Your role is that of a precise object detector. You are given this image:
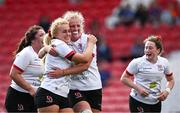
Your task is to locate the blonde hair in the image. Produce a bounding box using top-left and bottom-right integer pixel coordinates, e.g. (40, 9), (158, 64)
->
(63, 11), (84, 33)
(50, 17), (69, 38)
(43, 33), (51, 46)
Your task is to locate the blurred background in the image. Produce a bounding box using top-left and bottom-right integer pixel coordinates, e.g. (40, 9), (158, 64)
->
(0, 0), (180, 112)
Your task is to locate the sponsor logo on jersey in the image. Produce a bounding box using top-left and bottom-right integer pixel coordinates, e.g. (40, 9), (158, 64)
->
(157, 65), (163, 71)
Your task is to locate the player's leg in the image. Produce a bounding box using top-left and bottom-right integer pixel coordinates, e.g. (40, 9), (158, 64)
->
(85, 89), (102, 113)
(69, 90), (92, 113)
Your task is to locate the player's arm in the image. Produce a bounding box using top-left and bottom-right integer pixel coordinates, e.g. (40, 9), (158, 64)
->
(71, 35), (96, 64)
(48, 57), (93, 78)
(38, 45), (58, 58)
(120, 70), (149, 97)
(10, 66), (36, 96)
(158, 74), (175, 101)
(121, 70), (139, 90)
(48, 35), (96, 64)
(165, 73), (175, 92)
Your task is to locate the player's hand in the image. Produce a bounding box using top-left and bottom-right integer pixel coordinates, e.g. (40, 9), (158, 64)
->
(137, 86), (149, 97)
(87, 34), (97, 44)
(48, 68), (64, 78)
(48, 46), (58, 57)
(157, 91), (169, 101)
(28, 87), (36, 97)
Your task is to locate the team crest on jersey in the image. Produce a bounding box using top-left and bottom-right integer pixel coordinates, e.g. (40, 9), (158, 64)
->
(78, 43), (83, 52)
(157, 65), (163, 71)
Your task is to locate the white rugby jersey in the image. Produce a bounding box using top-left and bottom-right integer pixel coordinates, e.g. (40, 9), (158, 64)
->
(40, 39), (75, 97)
(126, 55), (173, 104)
(10, 46), (44, 93)
(69, 33), (102, 90)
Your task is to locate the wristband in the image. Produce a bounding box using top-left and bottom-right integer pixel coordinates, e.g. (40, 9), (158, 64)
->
(165, 87), (171, 93)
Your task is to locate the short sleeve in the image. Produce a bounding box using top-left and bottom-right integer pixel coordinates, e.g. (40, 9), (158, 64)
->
(126, 59), (139, 75)
(55, 41), (75, 60)
(13, 51), (31, 72)
(164, 59), (173, 75)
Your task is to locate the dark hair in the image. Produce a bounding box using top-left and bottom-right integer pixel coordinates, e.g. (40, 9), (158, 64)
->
(144, 35), (163, 55)
(14, 25), (43, 55)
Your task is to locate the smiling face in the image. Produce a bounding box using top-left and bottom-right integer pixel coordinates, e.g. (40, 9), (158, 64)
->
(35, 29), (46, 47)
(50, 17), (71, 44)
(56, 24), (71, 43)
(144, 41), (160, 63)
(68, 17), (83, 41)
(32, 28), (46, 51)
(30, 28), (46, 53)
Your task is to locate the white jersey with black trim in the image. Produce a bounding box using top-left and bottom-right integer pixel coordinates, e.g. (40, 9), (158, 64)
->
(10, 46), (44, 93)
(40, 39), (75, 97)
(126, 55), (173, 104)
(69, 33), (102, 90)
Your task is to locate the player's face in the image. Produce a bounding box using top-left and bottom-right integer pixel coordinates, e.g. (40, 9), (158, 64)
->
(56, 24), (71, 43)
(34, 29), (46, 48)
(69, 17), (83, 41)
(144, 41), (160, 62)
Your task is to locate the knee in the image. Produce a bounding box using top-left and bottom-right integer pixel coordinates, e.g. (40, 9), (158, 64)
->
(79, 109), (93, 113)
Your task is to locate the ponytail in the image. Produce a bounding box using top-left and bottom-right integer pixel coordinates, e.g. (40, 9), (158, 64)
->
(13, 37), (27, 56)
(43, 33), (52, 46)
(13, 25), (43, 56)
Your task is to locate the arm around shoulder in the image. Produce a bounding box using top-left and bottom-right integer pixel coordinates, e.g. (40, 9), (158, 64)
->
(71, 35), (97, 63)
